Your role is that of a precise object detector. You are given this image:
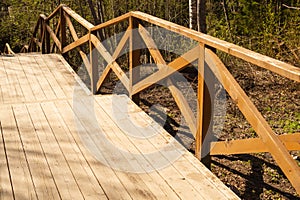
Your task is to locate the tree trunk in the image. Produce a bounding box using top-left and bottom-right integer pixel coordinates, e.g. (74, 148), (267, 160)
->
(197, 0), (207, 33)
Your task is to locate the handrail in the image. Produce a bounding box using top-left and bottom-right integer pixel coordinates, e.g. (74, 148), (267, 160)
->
(23, 4), (300, 194)
(130, 11), (300, 82)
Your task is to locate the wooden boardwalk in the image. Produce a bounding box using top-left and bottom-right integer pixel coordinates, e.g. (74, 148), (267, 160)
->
(0, 54), (239, 199)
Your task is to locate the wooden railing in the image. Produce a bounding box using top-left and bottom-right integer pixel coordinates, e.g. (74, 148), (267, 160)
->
(24, 4), (300, 194)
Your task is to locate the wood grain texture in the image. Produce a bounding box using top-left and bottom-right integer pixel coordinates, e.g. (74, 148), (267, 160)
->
(0, 54), (239, 199)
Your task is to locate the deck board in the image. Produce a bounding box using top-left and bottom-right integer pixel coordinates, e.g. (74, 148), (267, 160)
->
(0, 53), (240, 199)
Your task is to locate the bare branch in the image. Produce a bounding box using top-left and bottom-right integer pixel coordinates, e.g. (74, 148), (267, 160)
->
(282, 4), (300, 10)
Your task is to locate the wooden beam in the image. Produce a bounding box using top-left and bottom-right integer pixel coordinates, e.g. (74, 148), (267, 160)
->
(60, 7), (66, 52)
(138, 24), (197, 136)
(46, 24), (62, 52)
(132, 46), (199, 95)
(89, 32), (99, 94)
(129, 17), (141, 104)
(205, 48), (300, 194)
(131, 11), (300, 82)
(46, 4), (64, 21)
(65, 13), (78, 41)
(91, 13), (131, 32)
(62, 5), (94, 30)
(91, 34), (130, 92)
(64, 12), (91, 78)
(62, 34), (89, 54)
(51, 19), (61, 53)
(97, 27), (130, 91)
(210, 133), (300, 155)
(30, 17), (42, 51)
(196, 43), (205, 160)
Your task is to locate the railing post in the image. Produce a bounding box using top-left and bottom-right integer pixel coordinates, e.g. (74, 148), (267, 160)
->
(129, 16), (141, 104)
(41, 18), (46, 54)
(89, 31), (99, 94)
(45, 20), (50, 53)
(60, 6), (66, 53)
(196, 43), (215, 169)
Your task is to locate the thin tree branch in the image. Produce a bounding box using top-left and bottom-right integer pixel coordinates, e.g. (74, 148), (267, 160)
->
(282, 4), (300, 10)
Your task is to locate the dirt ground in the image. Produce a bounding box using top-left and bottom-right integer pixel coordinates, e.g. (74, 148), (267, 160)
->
(97, 55), (300, 199)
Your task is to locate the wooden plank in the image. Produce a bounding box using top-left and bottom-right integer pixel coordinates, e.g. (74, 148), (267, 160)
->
(108, 94), (239, 199)
(182, 153), (240, 199)
(43, 54), (75, 98)
(46, 24), (62, 52)
(89, 97), (179, 199)
(29, 55), (57, 100)
(132, 46), (199, 95)
(205, 48), (300, 194)
(64, 14), (92, 77)
(58, 99), (132, 199)
(98, 96), (234, 199)
(12, 104), (60, 199)
(0, 85), (3, 104)
(55, 54), (92, 96)
(62, 5), (94, 30)
(0, 105), (37, 199)
(0, 58), (13, 104)
(71, 95), (159, 199)
(33, 55), (67, 99)
(51, 18), (61, 53)
(40, 102), (107, 199)
(62, 34), (89, 54)
(0, 121), (14, 200)
(91, 12), (130, 32)
(65, 13), (78, 41)
(196, 43), (205, 159)
(211, 133), (300, 155)
(18, 55), (47, 102)
(2, 57), (24, 103)
(91, 34), (130, 91)
(97, 28), (130, 91)
(138, 24), (197, 136)
(46, 4), (64, 21)
(13, 56), (37, 102)
(97, 95), (238, 199)
(27, 103), (84, 199)
(131, 11), (300, 82)
(97, 96), (203, 198)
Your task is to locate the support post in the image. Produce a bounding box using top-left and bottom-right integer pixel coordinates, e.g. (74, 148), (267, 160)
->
(41, 18), (46, 54)
(129, 17), (141, 105)
(196, 43), (215, 169)
(196, 43), (205, 159)
(60, 7), (66, 53)
(90, 31), (99, 94)
(45, 20), (50, 53)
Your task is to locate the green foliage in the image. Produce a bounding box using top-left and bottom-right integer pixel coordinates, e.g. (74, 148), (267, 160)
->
(207, 0), (300, 66)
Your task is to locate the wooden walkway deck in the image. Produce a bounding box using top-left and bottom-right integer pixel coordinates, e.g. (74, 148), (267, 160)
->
(0, 54), (239, 199)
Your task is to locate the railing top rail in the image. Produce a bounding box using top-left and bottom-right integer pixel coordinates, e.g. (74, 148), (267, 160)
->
(30, 4), (300, 82)
(45, 4), (65, 21)
(62, 5), (94, 30)
(130, 11), (300, 82)
(91, 12), (131, 31)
